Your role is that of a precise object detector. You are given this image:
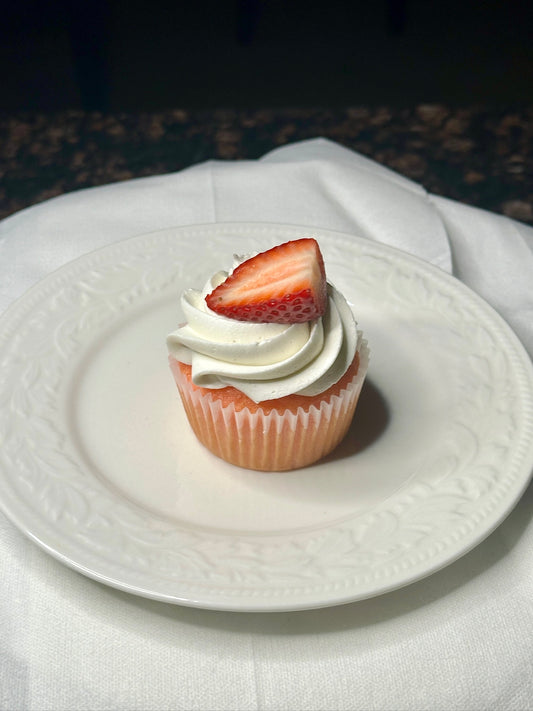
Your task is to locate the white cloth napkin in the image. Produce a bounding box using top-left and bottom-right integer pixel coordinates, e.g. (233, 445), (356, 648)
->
(1, 138), (532, 711)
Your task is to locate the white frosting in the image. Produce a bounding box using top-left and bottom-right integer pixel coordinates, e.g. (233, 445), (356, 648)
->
(166, 268), (358, 403)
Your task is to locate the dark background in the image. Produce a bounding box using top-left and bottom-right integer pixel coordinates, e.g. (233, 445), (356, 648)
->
(1, 0), (532, 112)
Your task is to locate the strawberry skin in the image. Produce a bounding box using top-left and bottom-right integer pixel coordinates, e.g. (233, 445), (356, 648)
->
(205, 239), (328, 324)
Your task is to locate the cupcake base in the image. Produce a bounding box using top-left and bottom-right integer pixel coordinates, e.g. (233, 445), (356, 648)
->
(169, 340), (369, 471)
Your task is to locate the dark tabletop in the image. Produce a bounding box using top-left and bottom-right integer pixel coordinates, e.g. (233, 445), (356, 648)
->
(1, 106), (532, 226)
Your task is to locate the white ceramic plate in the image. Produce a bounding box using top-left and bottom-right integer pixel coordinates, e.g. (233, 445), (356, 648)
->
(1, 223), (533, 611)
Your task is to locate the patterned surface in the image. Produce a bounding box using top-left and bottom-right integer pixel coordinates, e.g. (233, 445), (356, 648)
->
(1, 106), (532, 225)
(1, 223), (532, 610)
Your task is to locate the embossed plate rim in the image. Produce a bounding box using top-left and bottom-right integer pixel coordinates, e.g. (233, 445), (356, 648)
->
(1, 222), (533, 612)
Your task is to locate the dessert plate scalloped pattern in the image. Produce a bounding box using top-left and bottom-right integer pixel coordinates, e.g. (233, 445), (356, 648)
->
(1, 223), (532, 611)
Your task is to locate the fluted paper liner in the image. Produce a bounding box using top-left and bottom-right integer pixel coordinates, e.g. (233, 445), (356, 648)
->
(171, 340), (369, 471)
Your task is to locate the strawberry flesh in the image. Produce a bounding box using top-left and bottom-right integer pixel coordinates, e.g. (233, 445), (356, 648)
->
(205, 238), (328, 324)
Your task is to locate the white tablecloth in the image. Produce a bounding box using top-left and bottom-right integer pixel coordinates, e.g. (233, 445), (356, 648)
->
(1, 138), (532, 711)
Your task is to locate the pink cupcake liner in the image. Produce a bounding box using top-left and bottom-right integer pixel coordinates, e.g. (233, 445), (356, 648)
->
(170, 340), (369, 471)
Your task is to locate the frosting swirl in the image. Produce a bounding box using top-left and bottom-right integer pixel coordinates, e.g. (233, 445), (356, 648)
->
(167, 265), (358, 403)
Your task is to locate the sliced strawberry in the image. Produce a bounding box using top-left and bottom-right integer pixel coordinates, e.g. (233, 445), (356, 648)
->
(205, 238), (327, 324)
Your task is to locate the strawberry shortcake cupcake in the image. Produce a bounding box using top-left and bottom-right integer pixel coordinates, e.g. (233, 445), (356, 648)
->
(167, 238), (369, 471)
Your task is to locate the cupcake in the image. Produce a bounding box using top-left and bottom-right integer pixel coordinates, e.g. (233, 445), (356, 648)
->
(166, 238), (369, 471)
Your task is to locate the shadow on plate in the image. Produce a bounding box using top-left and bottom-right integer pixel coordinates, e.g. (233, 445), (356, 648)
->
(326, 378), (390, 462)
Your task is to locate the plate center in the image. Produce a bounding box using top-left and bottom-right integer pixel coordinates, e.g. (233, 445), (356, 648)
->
(68, 298), (446, 534)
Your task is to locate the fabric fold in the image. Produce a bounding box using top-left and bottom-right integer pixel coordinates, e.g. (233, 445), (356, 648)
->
(431, 194), (533, 357)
